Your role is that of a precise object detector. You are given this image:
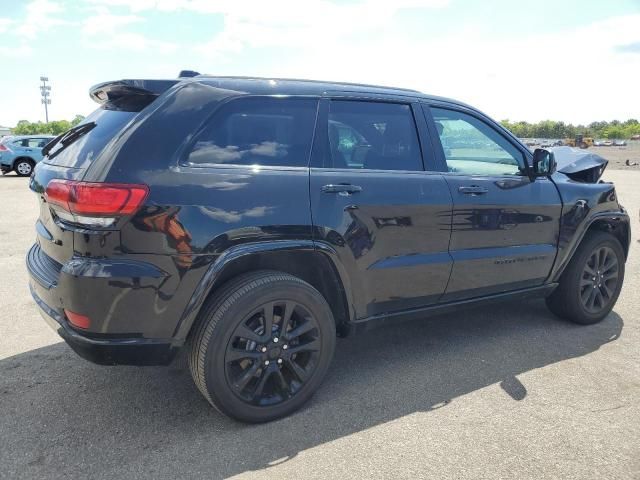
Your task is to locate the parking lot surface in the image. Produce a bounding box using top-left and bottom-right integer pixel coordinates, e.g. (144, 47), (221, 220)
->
(1, 170), (638, 479)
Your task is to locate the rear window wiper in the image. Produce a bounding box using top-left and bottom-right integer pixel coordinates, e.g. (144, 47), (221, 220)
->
(43, 122), (97, 159)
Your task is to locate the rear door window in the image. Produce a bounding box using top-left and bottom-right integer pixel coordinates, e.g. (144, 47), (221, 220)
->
(324, 100), (423, 171)
(26, 138), (48, 148)
(184, 96), (318, 168)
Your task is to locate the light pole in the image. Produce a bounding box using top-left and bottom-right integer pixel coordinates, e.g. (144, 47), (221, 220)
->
(40, 76), (51, 123)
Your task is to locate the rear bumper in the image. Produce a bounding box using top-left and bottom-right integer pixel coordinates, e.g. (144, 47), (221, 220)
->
(27, 243), (180, 366)
(30, 285), (177, 365)
(0, 163), (12, 173)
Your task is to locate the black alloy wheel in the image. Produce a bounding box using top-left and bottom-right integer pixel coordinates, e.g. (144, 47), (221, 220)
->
(189, 270), (336, 422)
(225, 300), (321, 406)
(546, 231), (625, 325)
(579, 246), (619, 314)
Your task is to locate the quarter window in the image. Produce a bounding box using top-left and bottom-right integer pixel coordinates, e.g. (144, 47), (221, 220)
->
(326, 101), (423, 171)
(431, 107), (525, 176)
(185, 97), (318, 168)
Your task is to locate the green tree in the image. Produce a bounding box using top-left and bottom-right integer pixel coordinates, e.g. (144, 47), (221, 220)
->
(12, 116), (85, 135)
(71, 115), (85, 126)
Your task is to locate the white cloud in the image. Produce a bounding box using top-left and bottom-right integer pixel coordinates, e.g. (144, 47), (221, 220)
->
(0, 18), (13, 33)
(80, 6), (177, 53)
(87, 31), (178, 53)
(192, 10), (640, 123)
(191, 0), (450, 57)
(0, 44), (33, 58)
(15, 0), (69, 39)
(81, 6), (142, 35)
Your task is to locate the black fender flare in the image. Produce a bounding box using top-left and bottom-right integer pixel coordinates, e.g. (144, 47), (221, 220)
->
(550, 209), (630, 282)
(171, 239), (355, 343)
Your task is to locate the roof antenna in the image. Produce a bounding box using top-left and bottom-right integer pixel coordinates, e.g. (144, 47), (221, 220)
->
(178, 70), (200, 78)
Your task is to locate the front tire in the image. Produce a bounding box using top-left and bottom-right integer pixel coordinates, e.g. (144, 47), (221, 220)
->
(15, 159), (34, 177)
(546, 231), (625, 324)
(188, 271), (336, 422)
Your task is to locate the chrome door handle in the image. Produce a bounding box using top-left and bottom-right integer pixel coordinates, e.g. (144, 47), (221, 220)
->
(321, 184), (362, 195)
(458, 185), (488, 195)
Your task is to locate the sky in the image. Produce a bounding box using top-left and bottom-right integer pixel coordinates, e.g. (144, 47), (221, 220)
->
(0, 0), (639, 127)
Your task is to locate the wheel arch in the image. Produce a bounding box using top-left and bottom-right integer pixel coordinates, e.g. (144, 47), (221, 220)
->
(552, 211), (630, 282)
(587, 216), (630, 259)
(174, 241), (354, 343)
(12, 156), (36, 168)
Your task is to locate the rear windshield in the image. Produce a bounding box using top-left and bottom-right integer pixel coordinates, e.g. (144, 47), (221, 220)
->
(44, 108), (136, 169)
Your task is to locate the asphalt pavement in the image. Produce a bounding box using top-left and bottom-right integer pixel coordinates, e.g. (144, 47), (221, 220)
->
(0, 170), (638, 479)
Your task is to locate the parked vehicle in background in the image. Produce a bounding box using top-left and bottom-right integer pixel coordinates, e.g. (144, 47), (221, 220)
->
(27, 73), (630, 422)
(602, 140), (614, 147)
(613, 140), (627, 147)
(563, 135), (594, 149)
(0, 135), (55, 176)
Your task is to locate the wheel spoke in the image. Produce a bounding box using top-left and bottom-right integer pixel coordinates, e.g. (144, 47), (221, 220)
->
(235, 323), (264, 343)
(585, 287), (596, 310)
(280, 301), (295, 336)
(596, 249), (603, 270)
(593, 289), (604, 308)
(226, 348), (261, 363)
(583, 262), (596, 276)
(580, 275), (593, 287)
(252, 367), (273, 399)
(263, 302), (275, 337)
(601, 252), (618, 274)
(286, 359), (310, 382)
(598, 248), (607, 270)
(288, 337), (320, 355)
(287, 319), (315, 341)
(232, 362), (260, 391)
(273, 368), (289, 392)
(601, 282), (613, 299)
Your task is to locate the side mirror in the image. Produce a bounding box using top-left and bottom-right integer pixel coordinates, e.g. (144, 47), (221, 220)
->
(531, 148), (556, 178)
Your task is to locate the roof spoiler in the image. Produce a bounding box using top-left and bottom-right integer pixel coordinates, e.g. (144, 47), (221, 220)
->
(89, 79), (180, 104)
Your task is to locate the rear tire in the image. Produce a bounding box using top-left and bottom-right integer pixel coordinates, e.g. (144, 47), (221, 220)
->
(188, 270), (336, 422)
(14, 158), (34, 177)
(546, 231), (625, 324)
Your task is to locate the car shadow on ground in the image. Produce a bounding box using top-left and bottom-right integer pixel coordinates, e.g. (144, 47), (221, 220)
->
(0, 300), (623, 479)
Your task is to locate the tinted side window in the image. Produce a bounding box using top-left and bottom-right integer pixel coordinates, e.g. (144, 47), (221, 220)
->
(431, 107), (525, 176)
(326, 101), (422, 171)
(185, 97), (318, 168)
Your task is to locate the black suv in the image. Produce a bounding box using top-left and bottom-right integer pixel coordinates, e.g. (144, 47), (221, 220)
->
(27, 74), (630, 422)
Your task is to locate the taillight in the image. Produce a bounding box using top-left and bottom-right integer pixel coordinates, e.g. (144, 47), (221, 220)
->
(45, 179), (149, 228)
(0, 144), (10, 152)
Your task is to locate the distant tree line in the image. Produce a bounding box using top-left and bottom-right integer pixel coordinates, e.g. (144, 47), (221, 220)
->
(499, 119), (640, 139)
(12, 115), (85, 135)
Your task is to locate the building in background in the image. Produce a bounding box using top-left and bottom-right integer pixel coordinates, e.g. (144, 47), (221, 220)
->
(0, 126), (11, 137)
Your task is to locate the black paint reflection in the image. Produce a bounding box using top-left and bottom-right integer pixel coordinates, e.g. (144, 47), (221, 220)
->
(454, 209), (553, 231)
